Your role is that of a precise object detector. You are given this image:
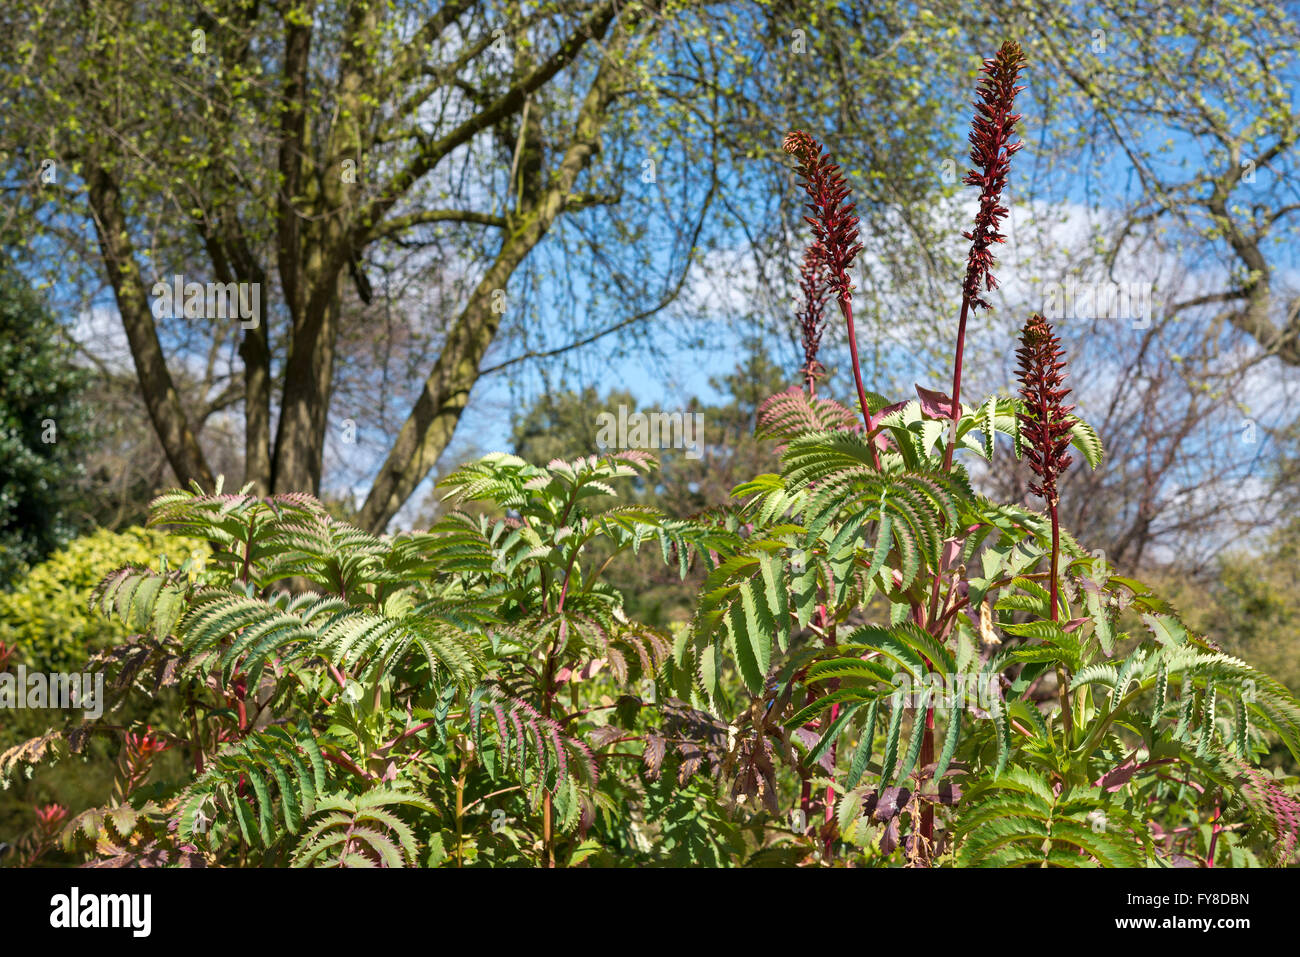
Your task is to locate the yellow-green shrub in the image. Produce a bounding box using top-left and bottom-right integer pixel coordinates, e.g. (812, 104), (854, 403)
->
(0, 526), (204, 673)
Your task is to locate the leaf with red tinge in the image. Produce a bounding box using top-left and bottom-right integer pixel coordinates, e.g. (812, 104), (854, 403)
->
(546, 725), (567, 791)
(941, 536), (965, 570)
(588, 725), (624, 749)
(676, 741), (703, 784)
(554, 656), (605, 687)
(1095, 756), (1176, 792)
(569, 738), (599, 786)
(493, 704), (509, 747)
(873, 786), (912, 821)
(872, 399), (910, 452)
(879, 817), (902, 855)
(1097, 754), (1138, 790)
(793, 725), (834, 772)
(920, 780), (964, 805)
(642, 733), (666, 780)
(613, 449), (656, 469)
(916, 385), (957, 420)
(577, 795), (595, 837)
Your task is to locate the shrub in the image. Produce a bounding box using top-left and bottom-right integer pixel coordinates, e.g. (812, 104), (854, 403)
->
(0, 526), (203, 857)
(0, 525), (205, 674)
(0, 265), (93, 587)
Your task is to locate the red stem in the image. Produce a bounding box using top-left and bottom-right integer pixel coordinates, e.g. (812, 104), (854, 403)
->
(910, 599), (936, 866)
(838, 296), (880, 470)
(941, 296), (972, 473)
(916, 703), (936, 864)
(919, 294), (974, 863)
(824, 702), (839, 859)
(1049, 503), (1060, 622)
(1049, 500), (1072, 740)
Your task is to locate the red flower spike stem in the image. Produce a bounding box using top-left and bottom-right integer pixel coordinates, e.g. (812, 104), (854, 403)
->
(942, 41), (1026, 472)
(1016, 313), (1075, 737)
(783, 131), (879, 468)
(919, 44), (1025, 864)
(796, 242), (830, 394)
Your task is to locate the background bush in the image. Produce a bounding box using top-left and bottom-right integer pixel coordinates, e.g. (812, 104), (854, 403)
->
(0, 263), (92, 588)
(0, 526), (204, 674)
(0, 526), (202, 856)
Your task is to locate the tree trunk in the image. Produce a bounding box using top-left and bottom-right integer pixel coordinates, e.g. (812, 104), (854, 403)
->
(87, 164), (214, 490)
(272, 283), (341, 494)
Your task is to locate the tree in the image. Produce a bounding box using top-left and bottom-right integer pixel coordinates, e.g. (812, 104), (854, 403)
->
(1005, 0), (1300, 365)
(0, 0), (977, 532)
(5, 0), (1297, 541)
(1, 0), (697, 526)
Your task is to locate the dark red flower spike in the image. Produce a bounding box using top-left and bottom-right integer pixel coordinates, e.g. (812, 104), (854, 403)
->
(962, 41), (1027, 312)
(795, 242), (830, 393)
(1016, 313), (1074, 509)
(783, 130), (877, 464)
(943, 41), (1026, 472)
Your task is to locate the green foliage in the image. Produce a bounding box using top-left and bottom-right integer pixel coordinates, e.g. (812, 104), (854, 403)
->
(954, 768), (1147, 867)
(0, 266), (92, 587)
(0, 525), (204, 673)
(504, 353), (790, 631)
(176, 724), (328, 851)
(291, 788), (436, 868)
(1, 459), (762, 867)
(684, 379), (1300, 867)
(4, 22), (1300, 868)
(5, 423), (1299, 867)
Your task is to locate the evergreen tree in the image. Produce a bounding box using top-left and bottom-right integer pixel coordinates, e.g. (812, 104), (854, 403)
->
(0, 266), (90, 587)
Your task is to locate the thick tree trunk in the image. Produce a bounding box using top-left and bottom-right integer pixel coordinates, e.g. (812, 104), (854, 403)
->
(271, 283), (341, 494)
(87, 165), (214, 490)
(268, 0), (368, 495)
(203, 230), (273, 494)
(239, 321), (273, 494)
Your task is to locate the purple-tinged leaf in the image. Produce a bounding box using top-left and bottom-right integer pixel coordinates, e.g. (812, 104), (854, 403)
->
(916, 385), (957, 420)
